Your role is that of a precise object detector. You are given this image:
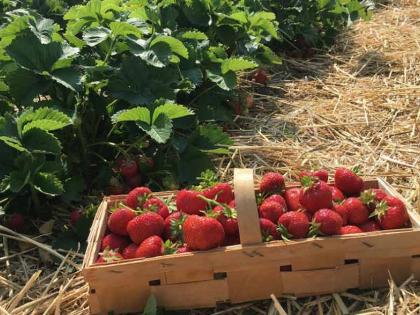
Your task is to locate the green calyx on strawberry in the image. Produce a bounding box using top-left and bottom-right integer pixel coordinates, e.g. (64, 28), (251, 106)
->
(370, 197), (409, 230)
(164, 212), (187, 242)
(163, 239), (182, 255)
(277, 224), (292, 240)
(125, 186), (152, 209)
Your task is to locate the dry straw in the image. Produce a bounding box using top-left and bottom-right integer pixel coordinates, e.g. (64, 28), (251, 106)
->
(1, 1), (419, 314)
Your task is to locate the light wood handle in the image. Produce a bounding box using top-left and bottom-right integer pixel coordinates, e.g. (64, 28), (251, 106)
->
(234, 168), (262, 245)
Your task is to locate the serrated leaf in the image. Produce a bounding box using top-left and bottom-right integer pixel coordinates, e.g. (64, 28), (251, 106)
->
(28, 17), (56, 44)
(62, 176), (85, 202)
(206, 69), (236, 91)
(22, 119), (70, 134)
(180, 31), (208, 40)
(221, 58), (257, 74)
(110, 21), (142, 37)
(152, 103), (194, 122)
(0, 136), (27, 152)
(82, 27), (111, 47)
(33, 172), (64, 196)
(112, 107), (151, 124)
(19, 107), (72, 134)
(9, 169), (30, 192)
(137, 42), (172, 68)
(151, 36), (188, 59)
(138, 113), (172, 144)
(50, 67), (83, 91)
(192, 124), (233, 154)
(22, 128), (62, 155)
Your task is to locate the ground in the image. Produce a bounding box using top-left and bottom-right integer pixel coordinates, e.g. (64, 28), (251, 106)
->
(1, 1), (419, 314)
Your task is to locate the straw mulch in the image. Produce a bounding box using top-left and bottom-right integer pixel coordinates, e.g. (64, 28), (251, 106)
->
(1, 1), (419, 314)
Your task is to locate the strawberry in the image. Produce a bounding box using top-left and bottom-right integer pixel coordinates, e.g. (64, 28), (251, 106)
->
(313, 169), (328, 182)
(259, 172), (285, 195)
(107, 208), (136, 236)
(300, 177), (333, 214)
(301, 210), (313, 221)
(330, 186), (345, 202)
(203, 183), (234, 204)
(277, 211), (309, 239)
(176, 245), (190, 254)
(108, 176), (125, 195)
(137, 155), (154, 172)
(259, 218), (279, 241)
(125, 186), (152, 209)
(125, 174), (142, 189)
(298, 171), (312, 179)
(143, 197), (170, 219)
(252, 69), (268, 85)
(333, 202), (348, 226)
(70, 209), (82, 226)
(284, 188), (303, 211)
(334, 167), (364, 196)
(213, 205), (238, 236)
(360, 188), (387, 211)
(101, 233), (130, 252)
(176, 190), (207, 215)
(127, 212), (164, 244)
(96, 248), (123, 264)
(228, 200), (236, 208)
(259, 200), (286, 224)
(340, 225), (363, 235)
(6, 213), (25, 232)
(122, 243), (138, 259)
(312, 209), (343, 235)
(373, 198), (409, 230)
(342, 198), (369, 225)
(119, 158), (138, 179)
(135, 236), (164, 258)
(265, 194), (287, 209)
(163, 211), (186, 241)
(183, 215), (225, 251)
(359, 220), (381, 232)
(223, 234), (240, 246)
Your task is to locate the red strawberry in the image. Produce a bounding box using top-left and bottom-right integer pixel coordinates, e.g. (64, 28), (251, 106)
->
(313, 169), (328, 182)
(259, 218), (279, 241)
(203, 183), (234, 204)
(228, 200), (236, 208)
(119, 159), (138, 178)
(342, 198), (369, 225)
(359, 220), (381, 232)
(101, 233), (130, 252)
(298, 171), (312, 179)
(96, 248), (123, 264)
(374, 198), (409, 230)
(265, 194), (287, 209)
(360, 188), (388, 211)
(125, 174), (142, 189)
(300, 177), (333, 214)
(183, 215), (225, 251)
(176, 245), (190, 254)
(312, 209), (343, 235)
(252, 69), (268, 85)
(213, 205), (238, 236)
(284, 188), (303, 211)
(127, 212), (164, 244)
(259, 172), (285, 194)
(333, 202), (349, 226)
(122, 243), (138, 259)
(143, 197), (170, 219)
(223, 234), (240, 246)
(135, 236), (164, 258)
(176, 190), (207, 215)
(163, 211), (186, 241)
(108, 176), (125, 195)
(70, 209), (82, 226)
(334, 167), (364, 196)
(6, 213), (25, 232)
(330, 186), (345, 202)
(301, 210), (313, 221)
(107, 208), (136, 236)
(340, 225), (363, 235)
(278, 211), (309, 239)
(125, 186), (152, 209)
(259, 200), (286, 224)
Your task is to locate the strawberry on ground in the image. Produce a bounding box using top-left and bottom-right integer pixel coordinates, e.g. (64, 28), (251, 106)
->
(334, 167), (364, 196)
(342, 197), (369, 225)
(259, 200), (286, 224)
(163, 211), (186, 242)
(96, 248), (123, 264)
(312, 209), (343, 236)
(122, 243), (138, 259)
(101, 233), (130, 252)
(373, 198), (409, 230)
(6, 213), (25, 232)
(259, 218), (279, 241)
(333, 202), (349, 226)
(259, 172), (285, 195)
(127, 212), (164, 244)
(183, 215), (225, 251)
(125, 186), (152, 209)
(107, 208), (136, 236)
(176, 190), (207, 215)
(278, 211), (309, 239)
(119, 158), (138, 179)
(143, 197), (170, 219)
(358, 220), (381, 232)
(70, 209), (82, 226)
(135, 236), (164, 258)
(203, 183), (234, 204)
(299, 177), (333, 214)
(252, 69), (268, 85)
(212, 205), (239, 236)
(330, 186), (345, 202)
(340, 225), (363, 235)
(284, 188), (303, 211)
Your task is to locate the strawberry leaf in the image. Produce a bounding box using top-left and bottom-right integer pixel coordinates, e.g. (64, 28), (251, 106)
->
(33, 172), (64, 196)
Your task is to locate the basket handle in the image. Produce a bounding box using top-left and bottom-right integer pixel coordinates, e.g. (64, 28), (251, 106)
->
(234, 168), (262, 246)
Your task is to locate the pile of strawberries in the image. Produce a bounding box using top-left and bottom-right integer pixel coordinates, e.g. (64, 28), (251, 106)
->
(257, 168), (410, 241)
(96, 167), (410, 264)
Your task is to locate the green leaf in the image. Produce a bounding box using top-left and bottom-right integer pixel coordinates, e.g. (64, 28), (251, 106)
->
(180, 31), (208, 40)
(142, 295), (157, 315)
(137, 42), (172, 68)
(9, 169), (30, 193)
(33, 172), (64, 196)
(82, 27), (111, 47)
(221, 58), (257, 74)
(0, 16), (29, 60)
(110, 21), (142, 37)
(152, 103), (194, 122)
(28, 17), (56, 44)
(22, 128), (62, 155)
(50, 67), (83, 91)
(62, 176), (85, 202)
(0, 136), (27, 152)
(177, 146), (213, 184)
(192, 124), (233, 154)
(151, 36), (188, 59)
(19, 107), (72, 134)
(206, 69), (236, 91)
(138, 113), (172, 144)
(112, 107), (151, 124)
